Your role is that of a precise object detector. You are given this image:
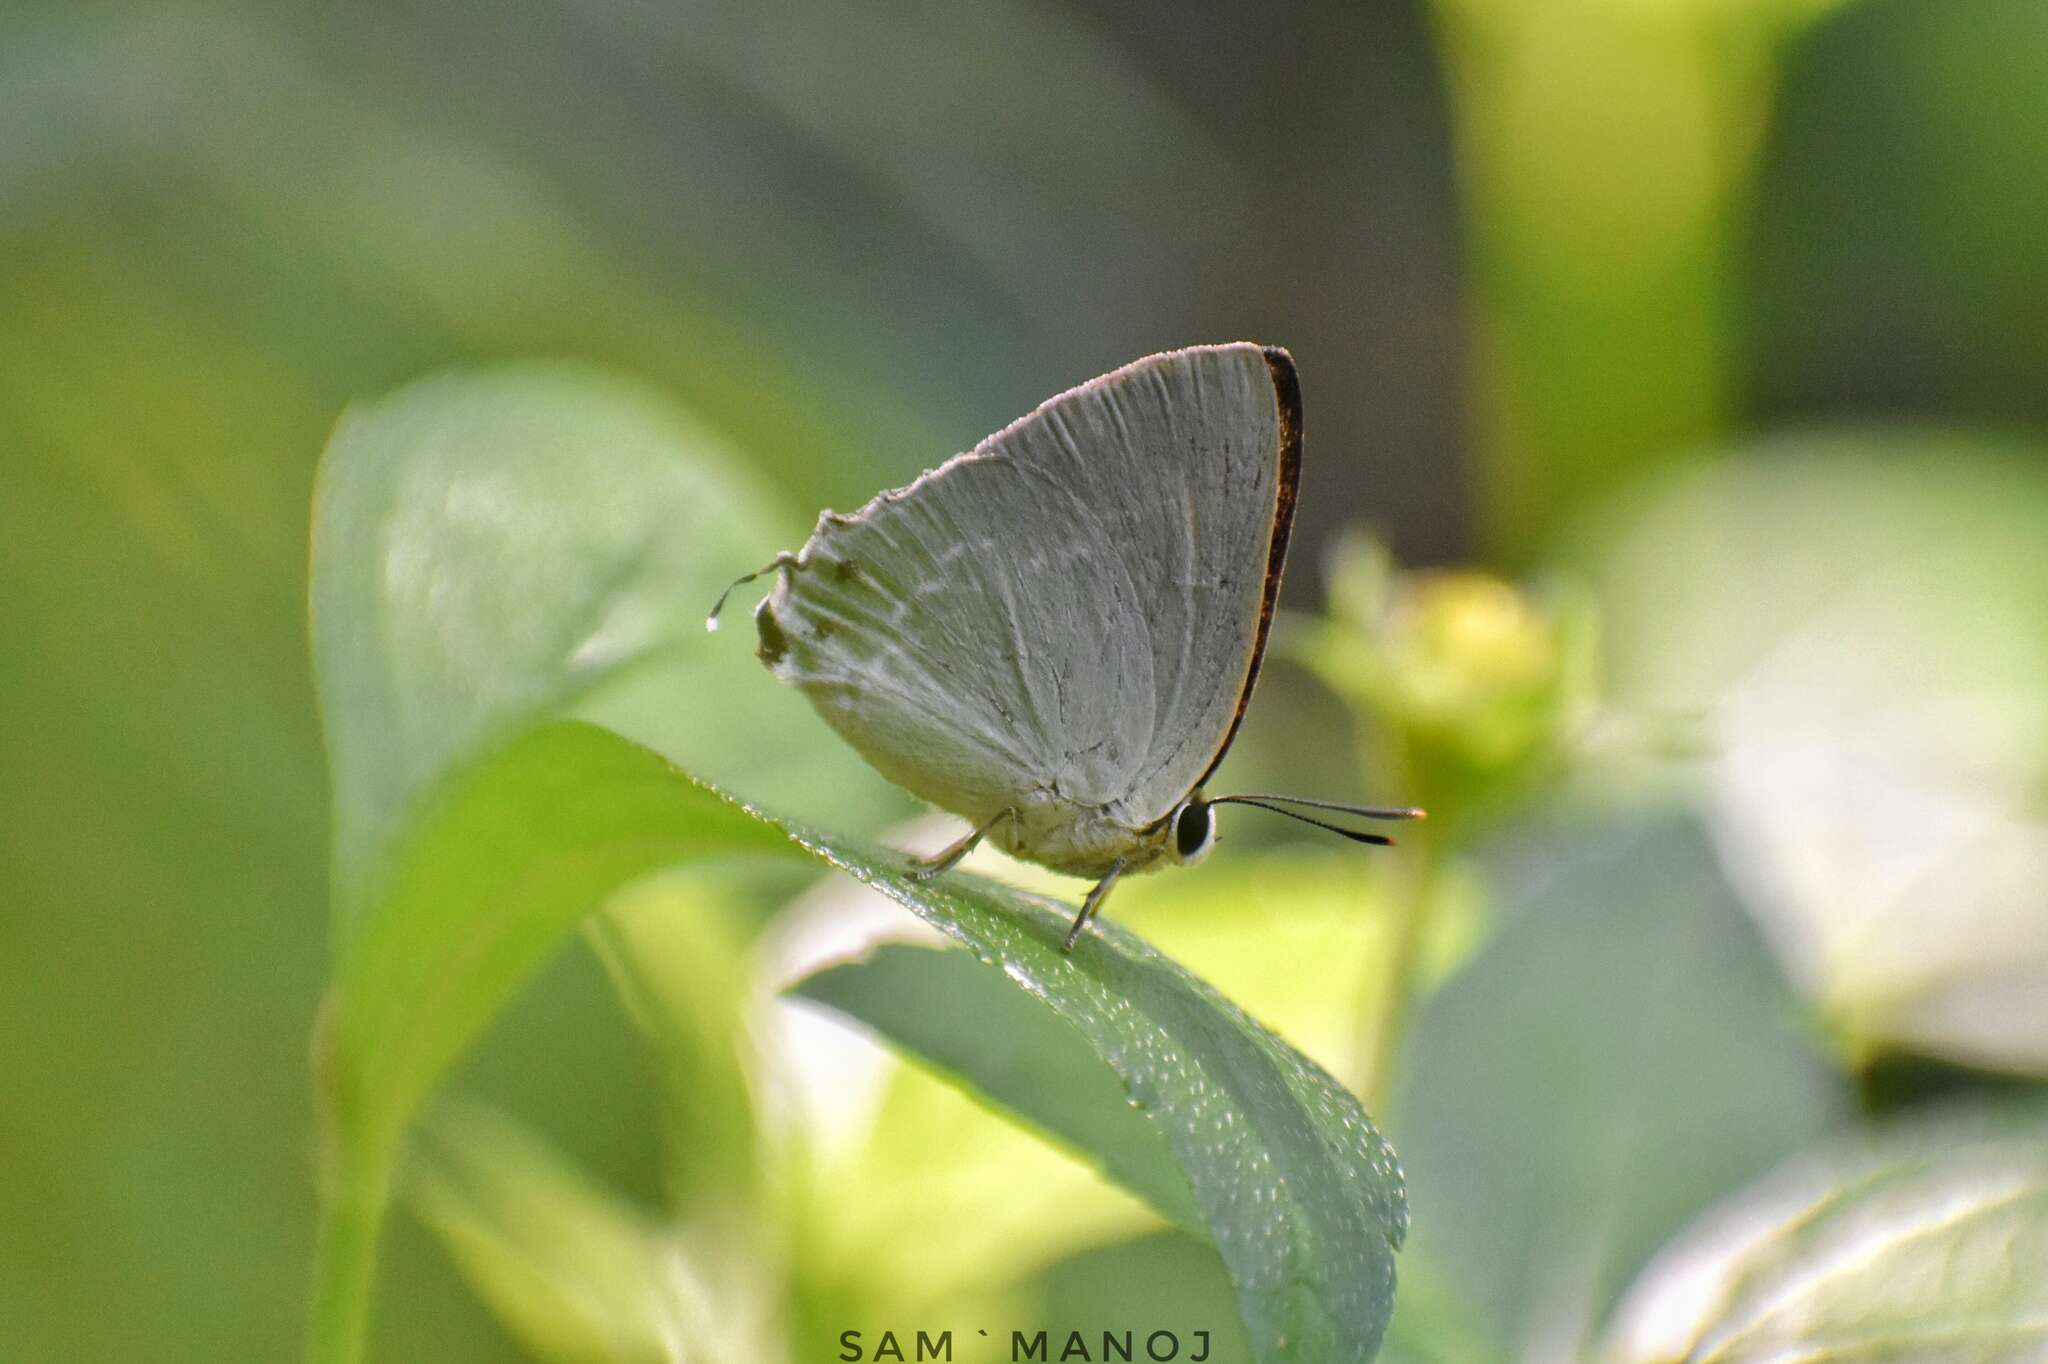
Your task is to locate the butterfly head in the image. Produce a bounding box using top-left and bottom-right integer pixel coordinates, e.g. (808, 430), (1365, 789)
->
(1170, 795), (1218, 866)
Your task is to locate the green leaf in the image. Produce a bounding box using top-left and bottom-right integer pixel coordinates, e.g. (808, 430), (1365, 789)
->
(404, 881), (780, 1363)
(582, 874), (763, 1215)
(1390, 815), (1848, 1361)
(793, 1009), (1160, 1327)
(306, 719), (798, 1364)
(406, 1102), (676, 1364)
(308, 362), (914, 1185)
(1575, 441), (2048, 1074)
(1603, 1107), (2048, 1363)
(1030, 1232), (1255, 1362)
(303, 364), (908, 1363)
(795, 943), (1203, 1231)
(332, 736), (1408, 1364)
(409, 1097), (794, 1364)
(1431, 0), (1853, 562)
(783, 844), (1409, 1364)
(316, 722), (793, 1182)
(305, 358), (899, 1172)
(310, 362), (892, 914)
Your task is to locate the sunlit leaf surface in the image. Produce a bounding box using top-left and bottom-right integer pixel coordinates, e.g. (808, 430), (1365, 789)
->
(336, 730), (1409, 1364)
(1605, 1108), (2048, 1364)
(781, 843), (1408, 1364)
(796, 944), (1203, 1231)
(1580, 444), (2048, 1073)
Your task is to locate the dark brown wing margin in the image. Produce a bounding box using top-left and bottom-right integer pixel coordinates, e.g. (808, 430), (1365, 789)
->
(1192, 344), (1303, 791)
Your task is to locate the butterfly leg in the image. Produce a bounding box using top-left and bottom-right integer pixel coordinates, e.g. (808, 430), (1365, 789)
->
(1062, 858), (1127, 953)
(905, 807), (1016, 882)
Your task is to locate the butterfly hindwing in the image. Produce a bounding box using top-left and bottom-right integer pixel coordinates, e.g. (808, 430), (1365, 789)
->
(758, 343), (1297, 846)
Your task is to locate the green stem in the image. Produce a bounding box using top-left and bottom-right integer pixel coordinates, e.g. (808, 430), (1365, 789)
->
(304, 1142), (391, 1364)
(1357, 824), (1441, 1117)
(1428, 1), (1794, 563)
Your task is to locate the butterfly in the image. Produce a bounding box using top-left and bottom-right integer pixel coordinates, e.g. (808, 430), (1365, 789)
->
(711, 343), (1420, 950)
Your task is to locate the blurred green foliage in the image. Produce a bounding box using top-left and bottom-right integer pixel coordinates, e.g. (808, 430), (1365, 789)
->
(1392, 818), (1847, 1359)
(6, 0), (2048, 1361)
(1601, 1105), (2048, 1362)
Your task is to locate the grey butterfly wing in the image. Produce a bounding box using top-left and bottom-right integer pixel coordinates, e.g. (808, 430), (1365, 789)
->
(757, 450), (1156, 824)
(756, 342), (1300, 834)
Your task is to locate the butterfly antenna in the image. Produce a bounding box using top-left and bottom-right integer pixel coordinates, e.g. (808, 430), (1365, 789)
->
(1211, 793), (1426, 822)
(705, 555), (795, 632)
(1196, 790), (1425, 843)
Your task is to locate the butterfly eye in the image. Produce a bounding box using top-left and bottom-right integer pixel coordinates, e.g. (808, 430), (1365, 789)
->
(1174, 800), (1215, 864)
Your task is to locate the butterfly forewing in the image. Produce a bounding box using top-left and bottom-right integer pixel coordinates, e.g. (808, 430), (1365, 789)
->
(758, 343), (1296, 844)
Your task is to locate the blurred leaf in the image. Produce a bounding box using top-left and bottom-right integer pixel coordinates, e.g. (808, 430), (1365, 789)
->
(316, 722), (793, 1191)
(1371, 1248), (1507, 1364)
(304, 365), (871, 1362)
(776, 847), (1451, 1329)
(307, 722), (798, 1363)
(329, 730), (1409, 1364)
(310, 363), (889, 911)
(1429, 0), (1854, 559)
(1109, 847), (1484, 1089)
(308, 363), (907, 1198)
(583, 0), (1248, 342)
(777, 839), (1408, 1364)
(584, 874), (762, 1216)
(1030, 1231), (1254, 1362)
(1603, 1106), (2048, 1363)
(1754, 0), (2048, 433)
(1577, 442), (2048, 1073)
(306, 361), (854, 1202)
(795, 943), (1202, 1230)
(1392, 816), (1848, 1361)
(793, 1017), (1154, 1328)
(407, 1102), (676, 1364)
(409, 883), (799, 1363)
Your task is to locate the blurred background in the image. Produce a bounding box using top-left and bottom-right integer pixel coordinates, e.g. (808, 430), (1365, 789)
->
(5, 0), (2048, 1360)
